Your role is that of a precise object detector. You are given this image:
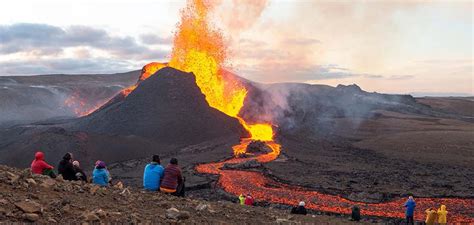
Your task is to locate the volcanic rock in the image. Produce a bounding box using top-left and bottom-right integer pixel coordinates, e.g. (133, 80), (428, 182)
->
(15, 201), (42, 213)
(22, 213), (40, 222)
(166, 207), (190, 220)
(246, 141), (273, 154)
(222, 159), (262, 170)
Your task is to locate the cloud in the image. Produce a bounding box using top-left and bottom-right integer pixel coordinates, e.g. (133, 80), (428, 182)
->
(139, 33), (172, 45)
(0, 23), (170, 60)
(0, 58), (134, 75)
(0, 23), (172, 75)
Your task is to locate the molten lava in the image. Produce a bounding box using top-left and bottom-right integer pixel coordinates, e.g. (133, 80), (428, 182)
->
(196, 146), (474, 223)
(64, 92), (106, 117)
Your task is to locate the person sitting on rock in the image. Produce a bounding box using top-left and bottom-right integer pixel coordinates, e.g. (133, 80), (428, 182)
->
(351, 205), (360, 221)
(31, 151), (56, 178)
(291, 201), (307, 215)
(58, 152), (76, 181)
(404, 196), (416, 225)
(160, 158), (183, 195)
(239, 194), (245, 205)
(72, 160), (87, 182)
(92, 160), (110, 187)
(143, 154), (164, 191)
(244, 193), (254, 206)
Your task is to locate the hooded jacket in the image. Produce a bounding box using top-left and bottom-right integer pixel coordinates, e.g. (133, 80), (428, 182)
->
(143, 162), (164, 191)
(244, 196), (254, 206)
(160, 164), (182, 191)
(92, 167), (110, 186)
(437, 205), (447, 224)
(31, 152), (54, 174)
(425, 208), (437, 225)
(58, 153), (76, 181)
(239, 194), (245, 205)
(404, 198), (416, 216)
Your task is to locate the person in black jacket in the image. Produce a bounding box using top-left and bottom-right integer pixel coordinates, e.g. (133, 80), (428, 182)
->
(58, 153), (76, 181)
(351, 205), (361, 221)
(73, 160), (87, 182)
(291, 201), (307, 215)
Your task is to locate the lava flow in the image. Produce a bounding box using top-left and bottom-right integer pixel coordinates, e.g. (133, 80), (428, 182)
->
(196, 147), (474, 223)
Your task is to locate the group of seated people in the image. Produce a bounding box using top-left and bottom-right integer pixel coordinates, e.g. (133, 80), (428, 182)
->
(31, 151), (111, 186)
(143, 155), (185, 196)
(30, 151), (185, 196)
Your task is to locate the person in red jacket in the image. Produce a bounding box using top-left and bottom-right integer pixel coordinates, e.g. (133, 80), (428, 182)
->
(31, 151), (56, 178)
(244, 194), (254, 206)
(160, 158), (183, 196)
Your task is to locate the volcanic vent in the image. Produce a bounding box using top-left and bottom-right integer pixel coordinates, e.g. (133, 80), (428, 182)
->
(73, 67), (246, 145)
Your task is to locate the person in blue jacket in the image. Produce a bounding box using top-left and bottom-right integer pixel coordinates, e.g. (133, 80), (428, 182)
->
(92, 160), (110, 187)
(143, 155), (165, 191)
(404, 195), (416, 225)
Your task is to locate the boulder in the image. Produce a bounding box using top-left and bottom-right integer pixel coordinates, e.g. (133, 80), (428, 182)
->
(15, 200), (42, 213)
(22, 213), (39, 222)
(26, 178), (37, 186)
(81, 211), (100, 222)
(166, 207), (190, 220)
(195, 203), (209, 211)
(40, 179), (56, 188)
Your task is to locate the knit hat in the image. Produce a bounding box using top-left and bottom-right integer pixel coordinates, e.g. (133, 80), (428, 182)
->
(299, 201), (305, 207)
(96, 160), (106, 169)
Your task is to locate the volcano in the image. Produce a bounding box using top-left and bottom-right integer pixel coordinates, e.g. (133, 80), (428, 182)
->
(72, 67), (245, 144)
(0, 67), (245, 169)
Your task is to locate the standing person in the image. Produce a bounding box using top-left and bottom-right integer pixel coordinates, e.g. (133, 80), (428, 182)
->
(92, 161), (110, 187)
(143, 155), (164, 191)
(72, 160), (87, 182)
(404, 196), (416, 225)
(58, 153), (76, 181)
(31, 151), (56, 178)
(238, 194), (245, 205)
(425, 208), (437, 225)
(160, 158), (183, 195)
(244, 193), (254, 206)
(437, 205), (448, 225)
(351, 205), (361, 221)
(291, 201), (307, 215)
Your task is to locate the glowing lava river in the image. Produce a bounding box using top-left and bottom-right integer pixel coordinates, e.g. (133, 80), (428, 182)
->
(196, 140), (474, 223)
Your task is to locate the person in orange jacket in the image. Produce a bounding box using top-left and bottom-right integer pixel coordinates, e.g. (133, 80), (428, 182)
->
(437, 205), (448, 225)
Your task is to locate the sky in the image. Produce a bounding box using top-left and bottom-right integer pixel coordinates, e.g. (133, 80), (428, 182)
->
(0, 0), (472, 95)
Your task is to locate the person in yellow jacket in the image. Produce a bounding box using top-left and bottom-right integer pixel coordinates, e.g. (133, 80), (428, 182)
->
(238, 194), (245, 205)
(437, 205), (448, 225)
(425, 208), (437, 225)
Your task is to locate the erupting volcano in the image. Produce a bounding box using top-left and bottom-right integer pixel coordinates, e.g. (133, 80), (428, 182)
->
(119, 0), (278, 156)
(1, 0), (472, 223)
(68, 0), (469, 223)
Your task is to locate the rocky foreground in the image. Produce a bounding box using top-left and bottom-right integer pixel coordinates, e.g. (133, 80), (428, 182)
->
(0, 165), (368, 224)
